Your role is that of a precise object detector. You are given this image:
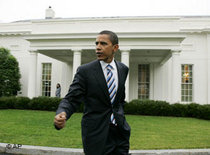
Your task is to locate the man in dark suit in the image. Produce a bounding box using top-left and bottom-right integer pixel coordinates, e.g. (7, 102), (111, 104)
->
(54, 30), (131, 155)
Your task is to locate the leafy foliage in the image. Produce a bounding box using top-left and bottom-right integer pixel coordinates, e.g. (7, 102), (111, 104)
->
(0, 48), (21, 96)
(29, 96), (61, 111)
(124, 99), (210, 120)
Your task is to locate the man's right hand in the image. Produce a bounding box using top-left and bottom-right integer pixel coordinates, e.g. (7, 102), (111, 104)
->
(54, 112), (67, 129)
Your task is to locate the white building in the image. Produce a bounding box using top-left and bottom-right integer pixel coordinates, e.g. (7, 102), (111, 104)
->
(0, 8), (210, 104)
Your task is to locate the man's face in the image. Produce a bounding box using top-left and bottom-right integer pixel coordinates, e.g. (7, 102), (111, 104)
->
(95, 34), (119, 63)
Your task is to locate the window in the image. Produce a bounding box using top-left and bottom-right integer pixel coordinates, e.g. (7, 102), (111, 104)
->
(42, 63), (52, 97)
(181, 64), (193, 102)
(138, 64), (150, 99)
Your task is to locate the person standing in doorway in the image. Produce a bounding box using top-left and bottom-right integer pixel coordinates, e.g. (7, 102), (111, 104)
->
(54, 30), (130, 155)
(55, 83), (61, 98)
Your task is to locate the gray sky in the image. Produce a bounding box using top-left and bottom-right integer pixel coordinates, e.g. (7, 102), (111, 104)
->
(0, 0), (210, 23)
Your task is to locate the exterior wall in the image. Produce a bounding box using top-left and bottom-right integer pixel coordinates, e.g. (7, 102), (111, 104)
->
(180, 33), (209, 104)
(0, 16), (210, 104)
(127, 30), (210, 104)
(129, 55), (172, 103)
(207, 33), (210, 105)
(36, 54), (66, 97)
(153, 62), (168, 101)
(60, 62), (73, 97)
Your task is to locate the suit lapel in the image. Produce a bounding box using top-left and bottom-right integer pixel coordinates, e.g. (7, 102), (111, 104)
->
(93, 60), (124, 105)
(93, 60), (110, 104)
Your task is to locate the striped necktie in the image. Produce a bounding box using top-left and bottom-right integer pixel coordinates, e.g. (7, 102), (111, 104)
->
(106, 64), (117, 125)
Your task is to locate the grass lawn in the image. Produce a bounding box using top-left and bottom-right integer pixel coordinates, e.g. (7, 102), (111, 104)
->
(0, 109), (210, 150)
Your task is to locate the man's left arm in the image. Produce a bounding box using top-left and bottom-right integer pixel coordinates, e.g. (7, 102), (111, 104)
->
(54, 66), (86, 129)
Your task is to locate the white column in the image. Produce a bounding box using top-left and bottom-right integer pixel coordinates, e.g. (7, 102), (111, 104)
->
(121, 50), (130, 101)
(207, 34), (210, 104)
(72, 50), (82, 78)
(27, 50), (38, 98)
(171, 50), (181, 103)
(150, 64), (154, 100)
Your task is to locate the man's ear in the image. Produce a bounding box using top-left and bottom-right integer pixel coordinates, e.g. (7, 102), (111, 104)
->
(113, 44), (119, 53)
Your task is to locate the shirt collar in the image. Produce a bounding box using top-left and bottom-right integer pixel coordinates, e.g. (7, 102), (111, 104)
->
(100, 59), (116, 71)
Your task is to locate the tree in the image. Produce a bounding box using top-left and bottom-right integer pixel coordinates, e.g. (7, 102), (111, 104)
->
(0, 47), (21, 97)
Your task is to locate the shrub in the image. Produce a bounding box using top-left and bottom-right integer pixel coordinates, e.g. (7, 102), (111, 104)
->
(186, 103), (201, 118)
(153, 100), (172, 116)
(13, 97), (30, 109)
(124, 99), (140, 115)
(0, 96), (16, 109)
(170, 103), (188, 117)
(0, 97), (9, 109)
(29, 96), (61, 111)
(124, 100), (171, 116)
(196, 104), (210, 120)
(0, 48), (21, 97)
(125, 99), (210, 120)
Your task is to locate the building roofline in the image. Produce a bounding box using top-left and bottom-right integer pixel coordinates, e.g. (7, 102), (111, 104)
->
(7, 15), (210, 23)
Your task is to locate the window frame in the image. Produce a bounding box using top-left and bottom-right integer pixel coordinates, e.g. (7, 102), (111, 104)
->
(181, 64), (193, 103)
(41, 63), (52, 97)
(138, 64), (150, 100)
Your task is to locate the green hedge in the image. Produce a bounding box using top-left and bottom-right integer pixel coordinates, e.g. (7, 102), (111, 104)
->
(0, 96), (81, 112)
(124, 99), (210, 120)
(124, 100), (171, 116)
(29, 96), (61, 111)
(0, 97), (209, 120)
(0, 96), (61, 111)
(0, 96), (30, 109)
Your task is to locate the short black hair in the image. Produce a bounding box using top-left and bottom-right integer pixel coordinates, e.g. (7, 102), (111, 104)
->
(98, 30), (118, 45)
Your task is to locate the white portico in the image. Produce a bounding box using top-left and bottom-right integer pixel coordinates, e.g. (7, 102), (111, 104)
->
(25, 30), (185, 102)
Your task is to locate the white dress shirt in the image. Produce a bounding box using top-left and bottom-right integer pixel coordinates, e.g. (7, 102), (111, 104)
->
(100, 59), (118, 92)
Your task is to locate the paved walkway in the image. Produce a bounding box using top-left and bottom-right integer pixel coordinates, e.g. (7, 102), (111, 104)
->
(1, 143), (210, 155)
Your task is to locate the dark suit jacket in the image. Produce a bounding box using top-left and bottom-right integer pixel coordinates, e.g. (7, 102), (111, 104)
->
(56, 60), (130, 155)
